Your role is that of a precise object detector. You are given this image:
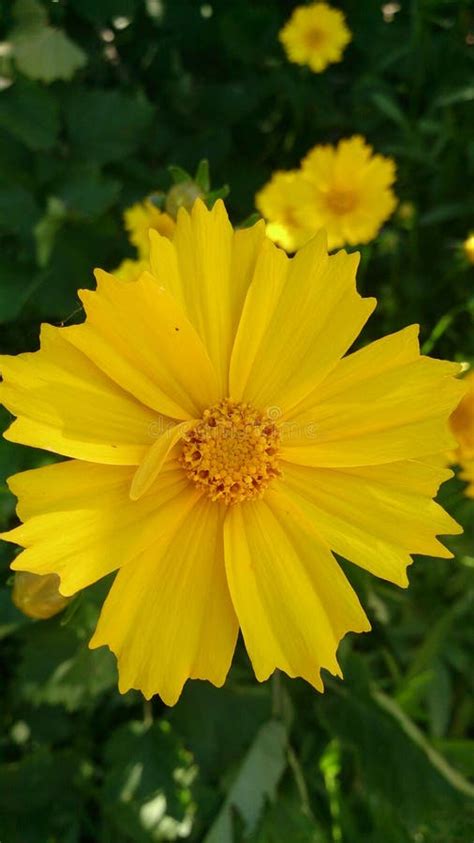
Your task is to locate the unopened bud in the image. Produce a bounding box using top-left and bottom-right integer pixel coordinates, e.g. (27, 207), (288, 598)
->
(165, 181), (203, 219)
(12, 571), (71, 620)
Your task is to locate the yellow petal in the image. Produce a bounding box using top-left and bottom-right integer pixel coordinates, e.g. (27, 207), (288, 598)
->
(287, 325), (421, 419)
(150, 212), (266, 390)
(2, 458), (196, 596)
(0, 324), (158, 464)
(168, 199), (233, 392)
(224, 498), (369, 690)
(275, 461), (461, 588)
(130, 421), (191, 501)
(230, 233), (375, 414)
(282, 346), (465, 466)
(151, 199), (265, 394)
(90, 497), (238, 705)
(64, 269), (218, 420)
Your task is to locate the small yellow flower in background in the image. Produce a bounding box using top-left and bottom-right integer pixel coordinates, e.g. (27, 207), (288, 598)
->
(124, 200), (176, 257)
(279, 2), (351, 73)
(459, 459), (474, 498)
(0, 200), (464, 705)
(449, 370), (474, 497)
(257, 136), (397, 252)
(462, 232), (474, 265)
(13, 571), (71, 620)
(113, 257), (151, 283)
(255, 170), (317, 252)
(301, 135), (397, 249)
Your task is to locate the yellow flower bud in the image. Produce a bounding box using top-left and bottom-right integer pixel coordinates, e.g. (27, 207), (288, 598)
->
(12, 571), (71, 620)
(397, 201), (415, 226)
(165, 181), (203, 219)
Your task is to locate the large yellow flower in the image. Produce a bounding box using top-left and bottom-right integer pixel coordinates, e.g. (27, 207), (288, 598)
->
(124, 200), (176, 257)
(449, 370), (474, 498)
(301, 135), (397, 249)
(279, 2), (351, 73)
(0, 201), (463, 705)
(255, 170), (317, 252)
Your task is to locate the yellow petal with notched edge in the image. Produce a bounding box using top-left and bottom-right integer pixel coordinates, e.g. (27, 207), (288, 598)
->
(158, 199), (266, 394)
(90, 497), (238, 705)
(150, 213), (266, 392)
(64, 269), (219, 420)
(286, 325), (421, 420)
(1, 458), (197, 596)
(272, 461), (461, 588)
(0, 324), (158, 465)
(230, 232), (376, 414)
(171, 199), (233, 392)
(130, 421), (191, 501)
(282, 354), (465, 466)
(224, 498), (370, 691)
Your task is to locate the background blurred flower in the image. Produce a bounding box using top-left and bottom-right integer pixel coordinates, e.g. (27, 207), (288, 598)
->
(113, 257), (150, 283)
(301, 135), (397, 249)
(257, 136), (397, 252)
(462, 232), (474, 265)
(124, 200), (176, 257)
(449, 370), (474, 497)
(279, 2), (351, 73)
(459, 458), (474, 497)
(450, 371), (474, 459)
(255, 170), (317, 251)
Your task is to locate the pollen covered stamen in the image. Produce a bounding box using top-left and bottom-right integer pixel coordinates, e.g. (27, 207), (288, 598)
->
(180, 399), (281, 505)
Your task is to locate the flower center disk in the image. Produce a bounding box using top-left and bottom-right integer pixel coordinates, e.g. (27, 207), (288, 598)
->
(180, 399), (281, 505)
(326, 188), (357, 215)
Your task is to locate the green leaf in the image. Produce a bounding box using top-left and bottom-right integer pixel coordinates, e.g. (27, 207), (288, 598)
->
(12, 26), (87, 84)
(0, 748), (83, 843)
(427, 660), (452, 738)
(433, 740), (474, 778)
(170, 682), (272, 779)
(205, 185), (230, 206)
(103, 720), (197, 842)
(65, 89), (154, 164)
(0, 81), (59, 150)
(252, 797), (323, 843)
(12, 0), (48, 28)
(0, 587), (29, 640)
(320, 682), (471, 836)
(0, 185), (39, 234)
(194, 159), (210, 192)
(168, 164), (193, 185)
(434, 85), (474, 107)
(34, 196), (67, 268)
(15, 586), (118, 711)
(68, 0), (137, 24)
(30, 218), (119, 319)
(56, 170), (120, 218)
(373, 690), (474, 799)
(419, 202), (474, 225)
(0, 259), (40, 324)
(371, 92), (409, 129)
(204, 720), (288, 843)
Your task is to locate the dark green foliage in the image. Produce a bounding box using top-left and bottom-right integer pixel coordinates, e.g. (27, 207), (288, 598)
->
(0, 1), (473, 841)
